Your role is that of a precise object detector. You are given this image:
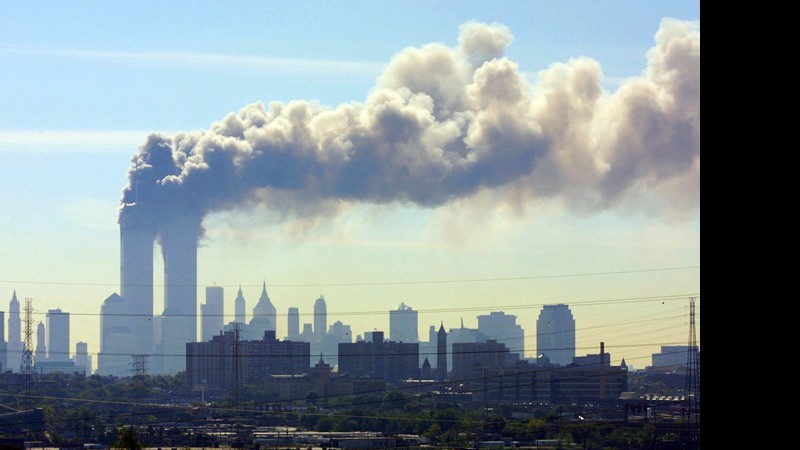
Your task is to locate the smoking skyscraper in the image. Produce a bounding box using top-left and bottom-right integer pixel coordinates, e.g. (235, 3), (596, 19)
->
(119, 204), (156, 360)
(114, 19), (699, 375)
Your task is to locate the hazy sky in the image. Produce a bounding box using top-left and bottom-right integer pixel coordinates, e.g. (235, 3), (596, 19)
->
(0, 1), (700, 372)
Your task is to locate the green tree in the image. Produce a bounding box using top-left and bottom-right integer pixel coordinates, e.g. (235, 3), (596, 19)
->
(306, 391), (320, 405)
(381, 389), (407, 410)
(112, 426), (144, 450)
(483, 415), (506, 434)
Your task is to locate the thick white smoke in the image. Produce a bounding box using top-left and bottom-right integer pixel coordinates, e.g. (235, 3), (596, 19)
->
(121, 18), (700, 236)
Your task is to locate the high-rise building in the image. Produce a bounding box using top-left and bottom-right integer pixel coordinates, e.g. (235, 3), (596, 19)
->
(300, 323), (314, 341)
(313, 296), (327, 358)
(323, 320), (352, 367)
(74, 341), (91, 375)
(437, 323), (447, 380)
(536, 304), (576, 366)
(314, 297), (327, 339)
(0, 310), (5, 373)
(447, 320), (489, 372)
(286, 307), (300, 340)
(119, 205), (155, 361)
(477, 311), (524, 358)
(651, 345), (700, 368)
(46, 308), (70, 362)
(201, 286), (224, 342)
(7, 291), (21, 372)
(98, 293), (133, 376)
(158, 212), (201, 374)
(234, 286), (246, 324)
(389, 302), (418, 343)
(186, 329), (310, 392)
(35, 321), (47, 363)
(451, 340), (517, 381)
(119, 203), (201, 375)
(338, 331), (419, 381)
(417, 324), (437, 369)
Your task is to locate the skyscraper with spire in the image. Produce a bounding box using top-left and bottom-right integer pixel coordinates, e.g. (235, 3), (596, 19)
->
(437, 323), (448, 381)
(249, 281), (276, 339)
(234, 285), (246, 324)
(7, 291), (21, 372)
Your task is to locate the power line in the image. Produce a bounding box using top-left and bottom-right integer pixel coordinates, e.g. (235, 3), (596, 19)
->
(6, 292), (700, 318)
(0, 305), (693, 361)
(0, 265), (699, 288)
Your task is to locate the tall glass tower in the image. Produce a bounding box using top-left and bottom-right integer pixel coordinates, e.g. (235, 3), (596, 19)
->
(536, 304), (575, 366)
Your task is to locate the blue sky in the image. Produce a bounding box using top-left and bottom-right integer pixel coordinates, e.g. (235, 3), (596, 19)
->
(0, 1), (700, 371)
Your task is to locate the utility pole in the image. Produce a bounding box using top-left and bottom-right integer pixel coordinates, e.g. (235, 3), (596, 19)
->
(232, 321), (243, 446)
(233, 322), (241, 406)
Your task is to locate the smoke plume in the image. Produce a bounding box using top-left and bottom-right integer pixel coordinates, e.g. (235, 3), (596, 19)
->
(120, 19), (700, 238)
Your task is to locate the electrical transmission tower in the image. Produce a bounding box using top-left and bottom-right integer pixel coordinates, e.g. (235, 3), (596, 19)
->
(20, 298), (36, 409)
(20, 298), (35, 376)
(131, 355), (150, 378)
(131, 354), (149, 391)
(682, 297), (700, 445)
(131, 354), (149, 377)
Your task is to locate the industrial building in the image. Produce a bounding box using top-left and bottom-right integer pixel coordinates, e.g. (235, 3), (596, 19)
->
(456, 343), (628, 405)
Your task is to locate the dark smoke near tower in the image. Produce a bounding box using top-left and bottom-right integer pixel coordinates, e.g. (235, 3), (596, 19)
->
(111, 20), (699, 375)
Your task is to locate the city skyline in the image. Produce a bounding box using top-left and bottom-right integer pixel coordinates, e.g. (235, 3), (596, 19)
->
(2, 289), (694, 374)
(0, 2), (700, 373)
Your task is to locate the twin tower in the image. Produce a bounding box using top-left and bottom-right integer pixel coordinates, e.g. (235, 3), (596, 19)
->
(99, 204), (202, 376)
